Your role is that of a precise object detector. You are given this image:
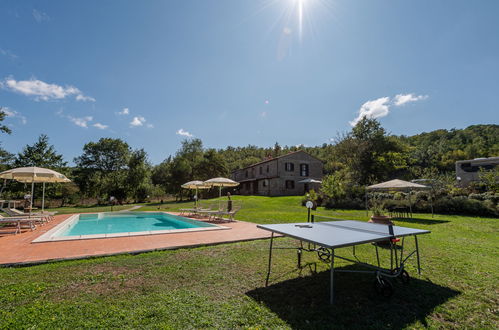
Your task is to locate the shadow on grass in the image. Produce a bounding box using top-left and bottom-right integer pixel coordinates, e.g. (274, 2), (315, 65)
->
(247, 264), (459, 329)
(393, 217), (450, 225)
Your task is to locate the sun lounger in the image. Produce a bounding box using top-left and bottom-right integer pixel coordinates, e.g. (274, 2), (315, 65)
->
(0, 215), (38, 234)
(179, 207), (211, 217)
(213, 206), (241, 222)
(2, 208), (55, 223)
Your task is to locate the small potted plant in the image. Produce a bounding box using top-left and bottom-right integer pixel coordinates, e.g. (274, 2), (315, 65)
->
(369, 199), (393, 225)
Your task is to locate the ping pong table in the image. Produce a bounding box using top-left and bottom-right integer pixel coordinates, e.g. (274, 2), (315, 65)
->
(257, 217), (430, 304)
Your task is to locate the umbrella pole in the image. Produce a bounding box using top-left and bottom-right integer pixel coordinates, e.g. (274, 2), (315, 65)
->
(365, 187), (369, 218)
(219, 186), (222, 210)
(430, 190), (434, 218)
(30, 181), (34, 216)
(408, 190), (413, 219)
(42, 182), (46, 213)
(195, 187), (198, 209)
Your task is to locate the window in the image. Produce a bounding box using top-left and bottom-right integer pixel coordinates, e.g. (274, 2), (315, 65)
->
(285, 162), (294, 172)
(285, 180), (295, 189)
(259, 167), (263, 175)
(263, 179), (268, 187)
(245, 170), (248, 178)
(300, 164), (309, 177)
(266, 165), (269, 173)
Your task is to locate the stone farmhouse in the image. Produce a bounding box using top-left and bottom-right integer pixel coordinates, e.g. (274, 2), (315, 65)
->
(231, 150), (324, 196)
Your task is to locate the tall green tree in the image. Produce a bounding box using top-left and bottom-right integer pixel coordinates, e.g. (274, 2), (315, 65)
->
(195, 149), (228, 179)
(14, 134), (66, 168)
(11, 134), (68, 203)
(0, 108), (12, 135)
(74, 138), (131, 201)
(75, 138), (130, 171)
(126, 148), (152, 202)
(334, 117), (407, 185)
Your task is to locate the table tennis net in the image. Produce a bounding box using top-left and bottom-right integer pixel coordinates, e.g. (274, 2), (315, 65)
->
(311, 215), (395, 237)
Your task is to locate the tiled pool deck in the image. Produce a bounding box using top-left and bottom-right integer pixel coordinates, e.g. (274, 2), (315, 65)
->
(0, 213), (273, 266)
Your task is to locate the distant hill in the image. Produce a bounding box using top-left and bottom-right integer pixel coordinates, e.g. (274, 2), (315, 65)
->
(218, 124), (499, 174)
(399, 124), (499, 171)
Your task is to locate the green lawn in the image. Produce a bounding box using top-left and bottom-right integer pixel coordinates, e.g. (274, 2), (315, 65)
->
(1, 196), (497, 328)
(44, 203), (140, 215)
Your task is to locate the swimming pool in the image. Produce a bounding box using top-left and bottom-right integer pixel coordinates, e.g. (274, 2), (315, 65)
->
(33, 212), (227, 242)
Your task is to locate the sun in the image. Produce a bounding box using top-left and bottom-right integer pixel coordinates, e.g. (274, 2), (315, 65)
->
(289, 0), (314, 41)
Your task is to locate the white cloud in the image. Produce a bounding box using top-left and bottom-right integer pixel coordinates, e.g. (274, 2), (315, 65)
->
(68, 116), (93, 128)
(260, 111), (268, 118)
(32, 9), (50, 23)
(147, 124), (154, 128)
(2, 107), (27, 124)
(393, 93), (428, 106)
(350, 97), (390, 126)
(130, 116), (146, 127)
(93, 122), (108, 130)
(350, 93), (428, 126)
(56, 109), (106, 129)
(2, 77), (95, 102)
(117, 107), (129, 115)
(0, 48), (17, 60)
(76, 94), (96, 102)
(176, 128), (193, 137)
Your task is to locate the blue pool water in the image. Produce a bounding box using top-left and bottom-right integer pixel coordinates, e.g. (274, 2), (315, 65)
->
(58, 212), (216, 237)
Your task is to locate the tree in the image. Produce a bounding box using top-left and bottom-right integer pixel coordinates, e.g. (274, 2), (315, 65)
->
(321, 172), (346, 204)
(152, 157), (172, 193)
(0, 108), (12, 135)
(194, 149), (227, 180)
(125, 149), (152, 202)
(74, 138), (130, 172)
(479, 167), (499, 193)
(334, 117), (407, 185)
(0, 108), (14, 170)
(74, 138), (131, 201)
(15, 134), (66, 168)
(10, 134), (67, 203)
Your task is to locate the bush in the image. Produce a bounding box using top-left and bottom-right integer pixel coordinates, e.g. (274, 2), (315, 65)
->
(433, 196), (498, 217)
(301, 189), (322, 207)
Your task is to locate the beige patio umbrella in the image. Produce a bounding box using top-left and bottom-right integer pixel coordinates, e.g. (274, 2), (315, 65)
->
(181, 180), (210, 208)
(204, 177), (239, 208)
(366, 179), (430, 218)
(0, 167), (71, 214)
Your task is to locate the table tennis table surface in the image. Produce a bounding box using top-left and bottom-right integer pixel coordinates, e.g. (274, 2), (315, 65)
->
(257, 220), (430, 249)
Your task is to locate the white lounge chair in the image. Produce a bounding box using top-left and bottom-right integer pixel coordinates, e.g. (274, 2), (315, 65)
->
(2, 208), (55, 224)
(0, 215), (38, 234)
(213, 206), (241, 222)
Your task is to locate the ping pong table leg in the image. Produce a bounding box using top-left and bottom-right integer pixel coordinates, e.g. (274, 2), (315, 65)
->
(330, 249), (335, 304)
(375, 245), (380, 268)
(415, 235), (421, 275)
(265, 232), (274, 287)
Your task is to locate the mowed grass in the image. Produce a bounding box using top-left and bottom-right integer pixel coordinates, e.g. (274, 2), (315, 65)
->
(0, 196), (498, 328)
(44, 204), (140, 214)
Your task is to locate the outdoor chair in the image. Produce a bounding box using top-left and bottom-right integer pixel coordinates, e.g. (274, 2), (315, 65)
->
(0, 215), (38, 234)
(180, 204), (212, 217)
(2, 208), (54, 225)
(6, 208), (55, 222)
(214, 205), (241, 222)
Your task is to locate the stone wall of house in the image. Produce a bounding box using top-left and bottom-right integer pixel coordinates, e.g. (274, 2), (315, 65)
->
(232, 151), (324, 196)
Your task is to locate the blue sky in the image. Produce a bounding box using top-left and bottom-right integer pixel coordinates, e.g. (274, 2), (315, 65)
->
(0, 0), (497, 165)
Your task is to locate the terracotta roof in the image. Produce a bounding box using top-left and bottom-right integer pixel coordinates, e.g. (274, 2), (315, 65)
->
(232, 150), (322, 173)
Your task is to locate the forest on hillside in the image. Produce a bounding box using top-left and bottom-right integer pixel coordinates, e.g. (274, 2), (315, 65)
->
(0, 107), (497, 215)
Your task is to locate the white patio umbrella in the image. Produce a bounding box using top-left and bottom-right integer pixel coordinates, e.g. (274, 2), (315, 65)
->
(181, 180), (210, 208)
(366, 179), (430, 218)
(298, 178), (322, 184)
(0, 167), (71, 214)
(204, 177), (239, 209)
